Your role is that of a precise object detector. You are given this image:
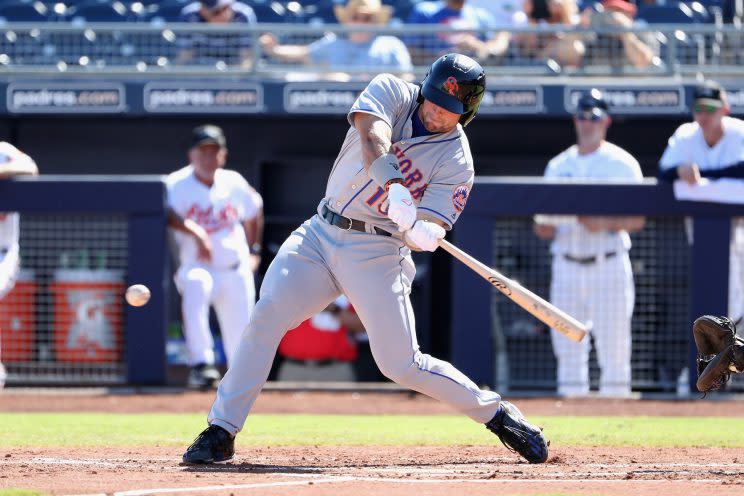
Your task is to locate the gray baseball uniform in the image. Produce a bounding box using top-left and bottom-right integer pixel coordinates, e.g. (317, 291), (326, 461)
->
(208, 73), (500, 434)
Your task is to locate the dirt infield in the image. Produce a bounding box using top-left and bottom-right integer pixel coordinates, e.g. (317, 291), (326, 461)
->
(1, 390), (744, 495)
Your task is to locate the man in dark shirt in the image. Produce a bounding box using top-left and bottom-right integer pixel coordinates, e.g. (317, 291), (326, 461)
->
(178, 0), (257, 68)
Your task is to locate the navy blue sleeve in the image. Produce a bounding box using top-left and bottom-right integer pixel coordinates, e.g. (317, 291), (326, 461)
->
(657, 166), (678, 182)
(701, 162), (744, 179)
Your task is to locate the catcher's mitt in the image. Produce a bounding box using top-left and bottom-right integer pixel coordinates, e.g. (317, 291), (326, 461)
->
(694, 315), (744, 393)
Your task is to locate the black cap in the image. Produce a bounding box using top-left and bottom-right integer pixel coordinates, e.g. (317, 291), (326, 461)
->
(577, 88), (609, 112)
(575, 88), (609, 120)
(191, 124), (226, 149)
(693, 80), (724, 108)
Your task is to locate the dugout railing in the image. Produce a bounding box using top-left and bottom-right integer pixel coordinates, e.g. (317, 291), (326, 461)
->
(0, 176), (168, 385)
(451, 177), (744, 394)
(2, 176), (744, 394)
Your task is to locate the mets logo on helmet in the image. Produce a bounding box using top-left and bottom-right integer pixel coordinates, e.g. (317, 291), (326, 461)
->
(443, 76), (459, 97)
(452, 184), (470, 212)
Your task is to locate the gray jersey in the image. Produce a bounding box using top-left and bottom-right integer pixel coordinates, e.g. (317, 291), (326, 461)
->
(321, 74), (475, 231)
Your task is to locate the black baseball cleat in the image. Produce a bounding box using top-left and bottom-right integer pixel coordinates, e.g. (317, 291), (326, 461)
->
(485, 401), (549, 463)
(182, 425), (235, 464)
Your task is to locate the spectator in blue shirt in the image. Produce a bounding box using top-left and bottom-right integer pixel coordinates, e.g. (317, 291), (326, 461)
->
(405, 0), (509, 65)
(258, 0), (412, 81)
(177, 0), (257, 68)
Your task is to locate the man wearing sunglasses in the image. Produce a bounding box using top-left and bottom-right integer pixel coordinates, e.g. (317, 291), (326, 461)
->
(534, 88), (645, 398)
(659, 80), (744, 325)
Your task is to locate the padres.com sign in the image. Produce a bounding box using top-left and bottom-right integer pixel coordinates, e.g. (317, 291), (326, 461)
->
(7, 82), (125, 113)
(564, 86), (685, 114)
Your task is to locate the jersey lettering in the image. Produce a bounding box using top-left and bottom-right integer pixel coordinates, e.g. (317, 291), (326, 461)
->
(185, 203), (239, 234)
(365, 146), (425, 212)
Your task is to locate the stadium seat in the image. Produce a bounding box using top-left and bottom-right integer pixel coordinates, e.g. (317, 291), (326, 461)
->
(637, 3), (698, 23)
(129, 1), (162, 22)
(67, 1), (130, 22)
(383, 0), (420, 20)
(304, 1), (339, 24)
(684, 1), (713, 22)
(252, 2), (289, 23)
(0, 2), (50, 22)
(150, 0), (189, 22)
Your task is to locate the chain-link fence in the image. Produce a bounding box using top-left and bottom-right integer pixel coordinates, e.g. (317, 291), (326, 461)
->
(0, 214), (129, 385)
(489, 215), (744, 394)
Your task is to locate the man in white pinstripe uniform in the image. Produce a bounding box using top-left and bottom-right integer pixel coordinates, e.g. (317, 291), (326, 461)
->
(535, 89), (645, 397)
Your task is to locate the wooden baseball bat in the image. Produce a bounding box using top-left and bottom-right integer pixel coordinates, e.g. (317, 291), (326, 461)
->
(439, 238), (587, 343)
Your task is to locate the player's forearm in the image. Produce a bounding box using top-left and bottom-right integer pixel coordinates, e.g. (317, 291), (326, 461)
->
(355, 114), (393, 171)
(242, 209), (264, 248)
(610, 215), (645, 232)
(580, 215), (645, 232)
(167, 209), (204, 237)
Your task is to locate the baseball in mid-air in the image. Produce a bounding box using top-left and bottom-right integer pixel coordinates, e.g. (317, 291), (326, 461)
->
(125, 284), (151, 307)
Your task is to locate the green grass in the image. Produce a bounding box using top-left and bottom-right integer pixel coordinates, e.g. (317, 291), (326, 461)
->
(1, 413), (744, 448)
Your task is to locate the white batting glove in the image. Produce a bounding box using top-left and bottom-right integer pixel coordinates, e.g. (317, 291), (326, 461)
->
(387, 182), (416, 231)
(404, 220), (446, 252)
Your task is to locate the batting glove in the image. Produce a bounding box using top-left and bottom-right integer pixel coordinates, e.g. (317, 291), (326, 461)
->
(387, 182), (416, 231)
(404, 220), (446, 252)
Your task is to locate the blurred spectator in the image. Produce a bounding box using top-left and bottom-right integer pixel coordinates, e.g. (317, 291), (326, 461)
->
(259, 0), (412, 81)
(276, 295), (380, 381)
(405, 0), (509, 65)
(177, 0), (257, 68)
(578, 0), (659, 70)
(0, 142), (39, 390)
(517, 0), (585, 67)
(469, 0), (527, 27)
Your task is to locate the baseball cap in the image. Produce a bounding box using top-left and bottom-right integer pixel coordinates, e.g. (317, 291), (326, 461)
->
(602, 0), (637, 18)
(201, 0), (234, 10)
(693, 80), (724, 109)
(575, 88), (609, 120)
(191, 124), (226, 148)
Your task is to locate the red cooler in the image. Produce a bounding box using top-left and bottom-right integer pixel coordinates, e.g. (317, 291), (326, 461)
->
(0, 269), (37, 362)
(51, 269), (124, 362)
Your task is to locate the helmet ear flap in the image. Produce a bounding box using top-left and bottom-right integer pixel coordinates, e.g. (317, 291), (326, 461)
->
(459, 110), (475, 127)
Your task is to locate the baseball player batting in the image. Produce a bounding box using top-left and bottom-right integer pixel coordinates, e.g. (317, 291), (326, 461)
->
(0, 141), (39, 388)
(182, 53), (549, 465)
